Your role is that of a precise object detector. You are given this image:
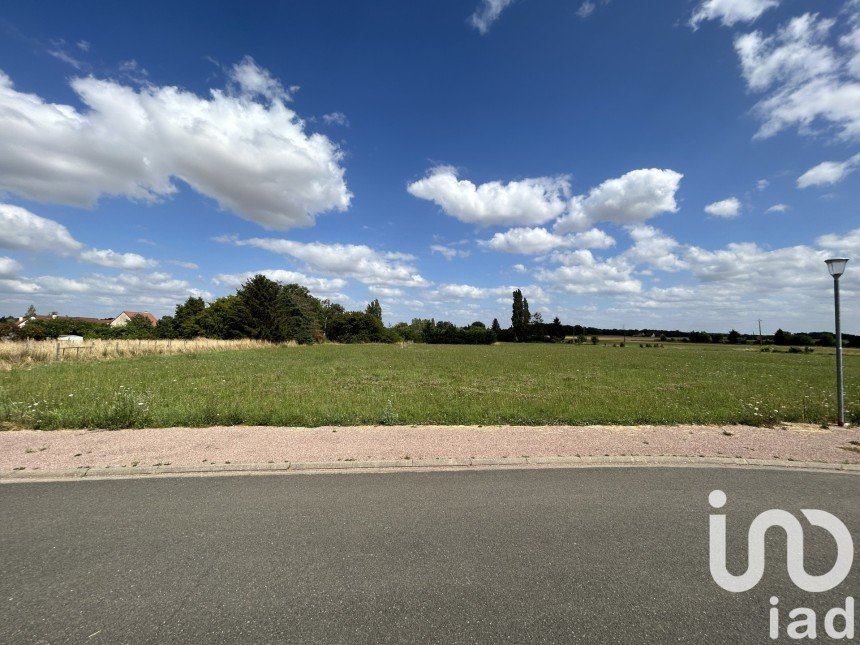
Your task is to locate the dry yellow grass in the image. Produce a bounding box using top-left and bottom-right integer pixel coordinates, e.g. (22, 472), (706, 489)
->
(0, 338), (272, 370)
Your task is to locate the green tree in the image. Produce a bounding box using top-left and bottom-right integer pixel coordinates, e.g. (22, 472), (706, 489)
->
(727, 329), (741, 344)
(24, 304), (36, 318)
(491, 318), (501, 335)
(365, 299), (383, 321)
(548, 316), (564, 340)
(233, 274), (282, 341)
(124, 314), (157, 338)
(511, 290), (532, 342)
(276, 284), (322, 344)
(173, 297), (207, 338)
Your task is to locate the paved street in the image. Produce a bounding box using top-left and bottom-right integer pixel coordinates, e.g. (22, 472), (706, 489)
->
(2, 467), (857, 643)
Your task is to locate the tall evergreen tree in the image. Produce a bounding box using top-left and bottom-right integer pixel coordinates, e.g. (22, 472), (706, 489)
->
(233, 274), (282, 341)
(365, 299), (383, 321)
(511, 290), (533, 342)
(491, 318), (501, 334)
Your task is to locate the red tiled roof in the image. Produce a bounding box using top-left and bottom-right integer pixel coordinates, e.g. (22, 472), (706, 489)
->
(119, 311), (158, 326)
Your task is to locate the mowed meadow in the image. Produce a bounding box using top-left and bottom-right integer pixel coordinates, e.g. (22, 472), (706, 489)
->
(1, 342), (858, 429)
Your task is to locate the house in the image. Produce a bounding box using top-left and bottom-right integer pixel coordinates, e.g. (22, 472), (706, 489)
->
(110, 311), (158, 327)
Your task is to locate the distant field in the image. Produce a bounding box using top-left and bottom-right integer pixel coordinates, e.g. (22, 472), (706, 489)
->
(1, 343), (857, 429)
(0, 338), (270, 370)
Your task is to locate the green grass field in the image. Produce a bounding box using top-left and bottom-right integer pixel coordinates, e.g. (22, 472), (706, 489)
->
(1, 343), (858, 429)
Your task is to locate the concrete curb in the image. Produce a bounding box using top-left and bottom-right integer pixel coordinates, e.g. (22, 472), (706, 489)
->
(2, 455), (859, 483)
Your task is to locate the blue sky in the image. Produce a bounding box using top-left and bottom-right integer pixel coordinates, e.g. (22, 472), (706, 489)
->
(0, 0), (858, 333)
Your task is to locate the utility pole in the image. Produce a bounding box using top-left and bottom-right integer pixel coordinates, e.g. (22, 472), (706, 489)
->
(757, 319), (763, 347)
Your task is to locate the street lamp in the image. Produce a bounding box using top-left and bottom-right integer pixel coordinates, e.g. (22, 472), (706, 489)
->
(825, 258), (849, 426)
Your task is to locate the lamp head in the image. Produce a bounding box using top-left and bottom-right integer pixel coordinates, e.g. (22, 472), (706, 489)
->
(826, 258), (849, 278)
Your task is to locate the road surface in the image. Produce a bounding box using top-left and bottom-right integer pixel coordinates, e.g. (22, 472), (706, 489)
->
(2, 467), (857, 643)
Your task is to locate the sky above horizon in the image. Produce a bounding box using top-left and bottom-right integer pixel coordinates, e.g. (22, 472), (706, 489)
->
(0, 0), (858, 334)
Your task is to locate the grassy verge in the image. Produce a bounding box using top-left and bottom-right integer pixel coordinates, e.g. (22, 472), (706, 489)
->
(1, 343), (858, 429)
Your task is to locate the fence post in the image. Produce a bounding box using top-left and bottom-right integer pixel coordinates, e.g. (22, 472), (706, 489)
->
(56, 341), (61, 361)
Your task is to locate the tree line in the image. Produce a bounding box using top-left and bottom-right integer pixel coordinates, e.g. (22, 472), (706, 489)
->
(2, 278), (853, 346)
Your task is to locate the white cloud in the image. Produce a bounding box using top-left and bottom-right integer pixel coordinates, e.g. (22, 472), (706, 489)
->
(408, 166), (570, 227)
(569, 227), (616, 249)
(480, 227), (571, 254)
(736, 14), (838, 92)
(797, 153), (860, 187)
(756, 178), (769, 190)
(535, 250), (641, 295)
(0, 256), (22, 278)
(577, 2), (596, 19)
(219, 236), (428, 287)
(704, 197), (742, 217)
(0, 270), (212, 317)
(368, 286), (404, 298)
(427, 282), (548, 304)
(229, 56), (292, 102)
(734, 12), (860, 141)
(691, 0), (780, 28)
(817, 227), (860, 257)
(79, 248), (159, 270)
(554, 169), (683, 232)
(168, 260), (200, 270)
(429, 244), (471, 260)
(512, 263), (527, 273)
(0, 203), (159, 270)
(322, 112), (349, 126)
(765, 203), (789, 213)
(469, 0), (515, 34)
(0, 60), (351, 230)
(623, 225), (688, 272)
(212, 269), (347, 297)
(479, 226), (615, 254)
(0, 203), (83, 252)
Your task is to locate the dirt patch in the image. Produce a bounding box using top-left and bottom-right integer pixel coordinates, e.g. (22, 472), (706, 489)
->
(1, 423), (858, 474)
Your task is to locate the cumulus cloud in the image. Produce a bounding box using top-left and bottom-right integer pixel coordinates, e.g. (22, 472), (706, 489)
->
(408, 166), (570, 227)
(623, 225), (688, 272)
(554, 169), (683, 233)
(427, 282), (549, 304)
(691, 0), (780, 28)
(0, 256), (22, 278)
(469, 0), (515, 34)
(733, 12), (860, 141)
(79, 248), (159, 270)
(479, 226), (615, 254)
(797, 153), (860, 187)
(817, 227), (860, 256)
(765, 203), (789, 213)
(212, 269), (347, 298)
(0, 203), (159, 271)
(0, 270), (212, 317)
(535, 250), (641, 295)
(0, 60), (351, 229)
(0, 203), (83, 252)
(480, 227), (571, 254)
(218, 236), (428, 287)
(704, 197), (742, 217)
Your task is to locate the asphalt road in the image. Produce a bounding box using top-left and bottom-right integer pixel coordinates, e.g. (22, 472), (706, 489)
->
(2, 467), (857, 644)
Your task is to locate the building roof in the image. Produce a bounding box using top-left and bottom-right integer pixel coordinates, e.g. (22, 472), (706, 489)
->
(117, 311), (158, 326)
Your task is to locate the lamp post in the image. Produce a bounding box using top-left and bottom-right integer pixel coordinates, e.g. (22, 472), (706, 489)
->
(825, 258), (849, 426)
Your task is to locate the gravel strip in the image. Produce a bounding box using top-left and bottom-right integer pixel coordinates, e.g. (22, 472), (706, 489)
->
(1, 423), (858, 475)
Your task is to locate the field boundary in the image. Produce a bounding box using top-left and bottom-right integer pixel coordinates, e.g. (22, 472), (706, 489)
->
(3, 455), (859, 483)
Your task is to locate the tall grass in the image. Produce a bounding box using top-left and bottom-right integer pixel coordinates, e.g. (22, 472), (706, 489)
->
(0, 338), (272, 370)
(1, 343), (857, 429)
